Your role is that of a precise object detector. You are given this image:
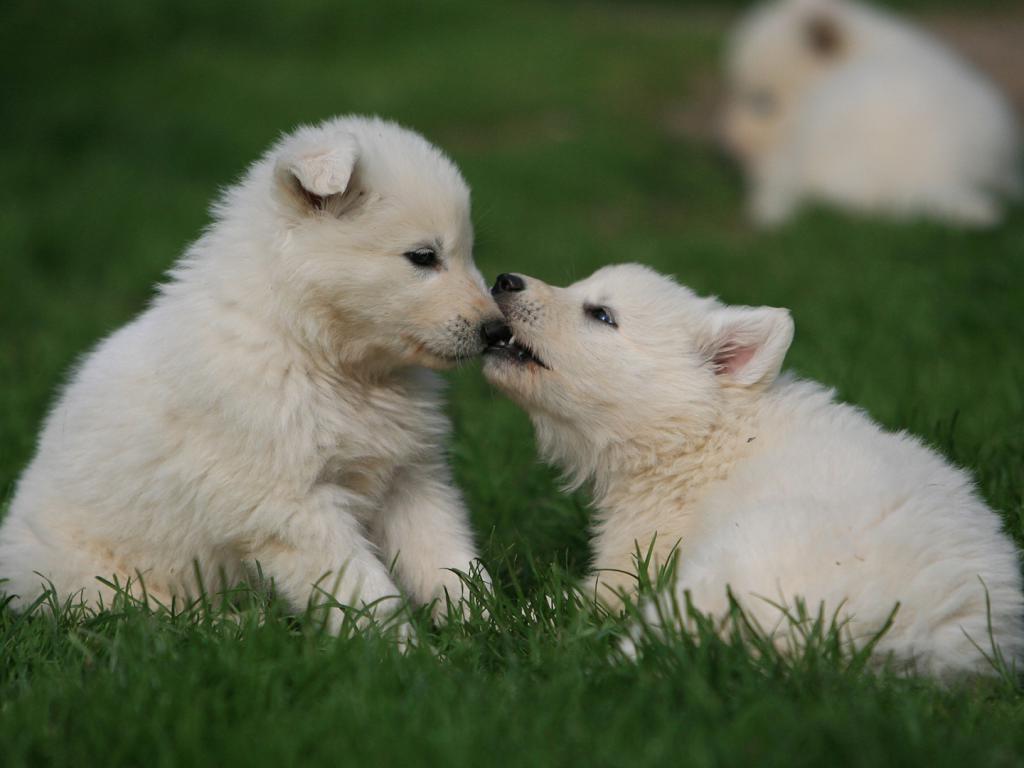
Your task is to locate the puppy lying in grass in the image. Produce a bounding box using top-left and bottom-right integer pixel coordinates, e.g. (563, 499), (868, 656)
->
(722, 0), (1021, 227)
(0, 116), (507, 632)
(483, 264), (1023, 677)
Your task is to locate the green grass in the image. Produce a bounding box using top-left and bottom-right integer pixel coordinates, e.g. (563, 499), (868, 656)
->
(2, 1), (1024, 765)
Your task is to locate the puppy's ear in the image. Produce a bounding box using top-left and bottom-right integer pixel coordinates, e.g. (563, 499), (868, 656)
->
(804, 13), (844, 58)
(698, 305), (794, 388)
(274, 135), (363, 216)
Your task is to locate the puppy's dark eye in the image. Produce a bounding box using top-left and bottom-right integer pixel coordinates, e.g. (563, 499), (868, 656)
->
(745, 89), (777, 115)
(585, 305), (617, 327)
(405, 247), (439, 268)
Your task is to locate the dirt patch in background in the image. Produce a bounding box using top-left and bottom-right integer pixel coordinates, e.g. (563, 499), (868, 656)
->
(663, 9), (1024, 143)
(925, 12), (1024, 115)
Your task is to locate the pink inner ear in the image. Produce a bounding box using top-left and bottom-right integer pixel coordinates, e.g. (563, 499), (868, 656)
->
(713, 344), (757, 376)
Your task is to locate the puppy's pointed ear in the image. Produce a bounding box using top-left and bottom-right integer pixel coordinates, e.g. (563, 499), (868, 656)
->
(274, 135), (362, 215)
(698, 305), (794, 388)
(804, 12), (844, 58)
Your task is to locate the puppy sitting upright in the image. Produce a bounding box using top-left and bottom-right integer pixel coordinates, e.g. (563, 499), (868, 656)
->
(0, 116), (507, 629)
(484, 265), (1023, 677)
(723, 0), (1021, 226)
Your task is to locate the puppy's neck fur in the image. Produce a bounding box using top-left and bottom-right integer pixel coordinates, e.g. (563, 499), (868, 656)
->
(548, 389), (762, 605)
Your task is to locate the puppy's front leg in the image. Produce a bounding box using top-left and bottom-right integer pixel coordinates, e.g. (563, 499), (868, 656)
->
(249, 488), (407, 636)
(375, 463), (487, 621)
(750, 154), (799, 226)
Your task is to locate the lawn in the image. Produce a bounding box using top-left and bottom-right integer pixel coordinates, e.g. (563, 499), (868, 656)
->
(2, 1), (1024, 766)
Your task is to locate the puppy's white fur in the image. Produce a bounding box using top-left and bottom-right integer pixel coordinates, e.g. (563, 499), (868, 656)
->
(484, 264), (1023, 677)
(0, 116), (501, 630)
(723, 0), (1021, 226)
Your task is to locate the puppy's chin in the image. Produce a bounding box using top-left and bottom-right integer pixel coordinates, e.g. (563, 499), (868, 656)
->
(481, 355), (511, 385)
(482, 355), (542, 406)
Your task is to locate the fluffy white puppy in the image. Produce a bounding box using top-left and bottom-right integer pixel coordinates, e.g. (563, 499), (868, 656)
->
(483, 264), (1023, 677)
(0, 116), (507, 631)
(723, 0), (1021, 226)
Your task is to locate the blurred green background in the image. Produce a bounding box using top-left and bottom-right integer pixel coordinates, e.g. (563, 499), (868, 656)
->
(2, 1), (1023, 765)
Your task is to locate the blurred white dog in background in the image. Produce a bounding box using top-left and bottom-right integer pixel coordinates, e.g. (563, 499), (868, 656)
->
(722, 0), (1021, 226)
(0, 116), (505, 632)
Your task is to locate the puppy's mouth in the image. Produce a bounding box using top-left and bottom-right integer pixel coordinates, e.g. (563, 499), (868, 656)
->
(484, 334), (548, 369)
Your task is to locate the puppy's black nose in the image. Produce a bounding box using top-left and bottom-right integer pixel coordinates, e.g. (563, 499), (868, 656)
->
(480, 318), (513, 346)
(492, 273), (526, 295)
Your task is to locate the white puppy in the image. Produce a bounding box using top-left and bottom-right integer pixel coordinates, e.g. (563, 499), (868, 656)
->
(0, 116), (507, 631)
(723, 0), (1021, 226)
(483, 265), (1023, 676)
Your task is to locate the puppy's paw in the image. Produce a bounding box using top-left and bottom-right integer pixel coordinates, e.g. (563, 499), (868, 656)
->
(750, 189), (797, 227)
(389, 618), (418, 654)
(430, 562), (493, 624)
